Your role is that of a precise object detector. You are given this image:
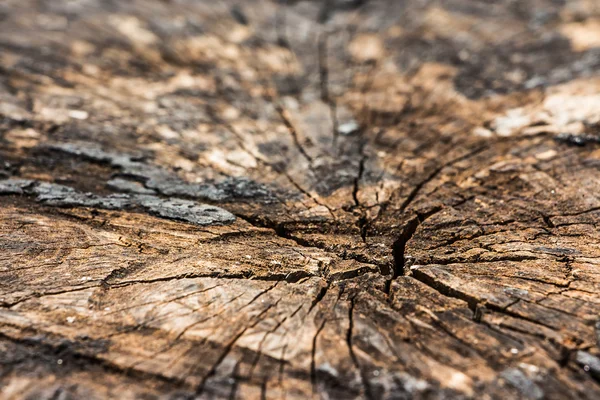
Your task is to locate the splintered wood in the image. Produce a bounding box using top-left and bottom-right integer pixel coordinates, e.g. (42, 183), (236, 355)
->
(1, 1), (600, 399)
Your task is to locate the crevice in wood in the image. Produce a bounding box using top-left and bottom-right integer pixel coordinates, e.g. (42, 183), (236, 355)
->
(352, 154), (366, 209)
(385, 206), (442, 294)
(0, 332), (184, 388)
(317, 31), (339, 145)
(352, 140), (369, 242)
(228, 362), (240, 400)
(196, 301), (279, 395)
(310, 318), (327, 390)
(274, 103), (314, 165)
(368, 145), (488, 236)
(308, 282), (330, 315)
(346, 296), (375, 400)
(409, 269), (478, 311)
(233, 212), (379, 278)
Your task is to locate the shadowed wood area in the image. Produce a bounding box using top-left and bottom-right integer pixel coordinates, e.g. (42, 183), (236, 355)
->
(2, 0), (600, 398)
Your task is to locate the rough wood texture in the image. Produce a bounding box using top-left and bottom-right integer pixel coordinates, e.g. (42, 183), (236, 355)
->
(2, 1), (600, 399)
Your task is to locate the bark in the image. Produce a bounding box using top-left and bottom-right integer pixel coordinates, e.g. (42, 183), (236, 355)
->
(1, 1), (600, 399)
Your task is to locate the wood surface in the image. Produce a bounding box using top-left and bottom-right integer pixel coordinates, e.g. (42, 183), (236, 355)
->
(1, 0), (600, 398)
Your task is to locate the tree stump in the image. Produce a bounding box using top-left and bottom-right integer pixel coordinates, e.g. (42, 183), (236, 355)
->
(1, 1), (600, 398)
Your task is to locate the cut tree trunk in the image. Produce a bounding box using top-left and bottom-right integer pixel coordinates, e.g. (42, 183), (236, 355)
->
(1, 1), (600, 399)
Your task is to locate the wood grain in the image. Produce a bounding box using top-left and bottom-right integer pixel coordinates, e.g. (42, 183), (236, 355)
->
(1, 1), (600, 398)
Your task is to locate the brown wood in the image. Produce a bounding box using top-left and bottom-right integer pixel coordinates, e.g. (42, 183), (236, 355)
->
(1, 1), (600, 398)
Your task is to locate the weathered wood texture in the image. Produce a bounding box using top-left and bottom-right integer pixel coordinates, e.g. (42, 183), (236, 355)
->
(1, 0), (600, 398)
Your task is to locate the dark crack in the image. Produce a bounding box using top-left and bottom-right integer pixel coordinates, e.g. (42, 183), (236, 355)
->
(346, 297), (375, 400)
